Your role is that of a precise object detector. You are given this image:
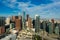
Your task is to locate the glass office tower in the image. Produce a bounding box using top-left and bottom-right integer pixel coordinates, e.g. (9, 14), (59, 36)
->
(35, 15), (40, 32)
(22, 11), (26, 30)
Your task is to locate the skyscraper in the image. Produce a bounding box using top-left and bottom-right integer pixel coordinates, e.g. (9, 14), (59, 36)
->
(55, 26), (59, 35)
(0, 26), (5, 35)
(32, 19), (35, 28)
(51, 19), (55, 33)
(12, 16), (16, 22)
(0, 17), (5, 35)
(35, 15), (40, 32)
(5, 17), (10, 25)
(0, 17), (5, 26)
(28, 17), (33, 28)
(22, 11), (26, 30)
(15, 17), (22, 31)
(43, 21), (46, 31)
(48, 22), (53, 34)
(26, 14), (29, 21)
(58, 23), (60, 36)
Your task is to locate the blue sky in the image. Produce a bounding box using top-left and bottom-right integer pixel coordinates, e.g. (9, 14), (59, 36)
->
(0, 0), (60, 19)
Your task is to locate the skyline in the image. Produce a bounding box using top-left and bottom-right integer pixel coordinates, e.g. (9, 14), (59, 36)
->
(0, 0), (60, 19)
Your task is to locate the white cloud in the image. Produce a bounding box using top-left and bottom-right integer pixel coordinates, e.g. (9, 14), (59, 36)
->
(1, 0), (60, 19)
(25, 1), (60, 19)
(2, 0), (36, 11)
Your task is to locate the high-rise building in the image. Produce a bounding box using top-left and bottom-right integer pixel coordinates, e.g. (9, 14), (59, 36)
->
(5, 17), (10, 25)
(0, 17), (5, 26)
(0, 26), (5, 35)
(18, 13), (22, 29)
(48, 22), (53, 34)
(51, 19), (54, 23)
(32, 19), (35, 28)
(0, 27), (1, 35)
(26, 14), (29, 21)
(5, 24), (10, 33)
(51, 19), (55, 33)
(43, 21), (46, 31)
(12, 16), (16, 22)
(45, 21), (49, 32)
(26, 14), (33, 29)
(22, 11), (26, 30)
(28, 17), (33, 28)
(15, 18), (22, 31)
(55, 26), (59, 35)
(35, 15), (40, 32)
(12, 16), (22, 31)
(0, 17), (5, 35)
(58, 23), (60, 35)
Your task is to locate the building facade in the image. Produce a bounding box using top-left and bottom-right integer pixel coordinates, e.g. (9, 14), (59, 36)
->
(35, 15), (40, 32)
(22, 11), (26, 30)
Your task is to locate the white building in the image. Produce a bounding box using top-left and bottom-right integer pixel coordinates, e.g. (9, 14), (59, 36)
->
(5, 17), (10, 25)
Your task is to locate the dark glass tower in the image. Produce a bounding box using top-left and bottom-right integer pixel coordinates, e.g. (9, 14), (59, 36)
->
(0, 17), (5, 26)
(26, 14), (29, 21)
(22, 11), (26, 30)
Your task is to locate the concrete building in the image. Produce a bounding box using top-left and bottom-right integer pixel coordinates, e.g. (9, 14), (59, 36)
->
(12, 16), (16, 22)
(51, 19), (55, 33)
(15, 18), (21, 31)
(0, 26), (5, 35)
(5, 24), (10, 33)
(5, 17), (10, 25)
(28, 17), (33, 28)
(11, 16), (22, 31)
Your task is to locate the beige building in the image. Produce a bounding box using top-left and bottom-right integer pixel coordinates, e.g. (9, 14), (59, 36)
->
(5, 17), (10, 25)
